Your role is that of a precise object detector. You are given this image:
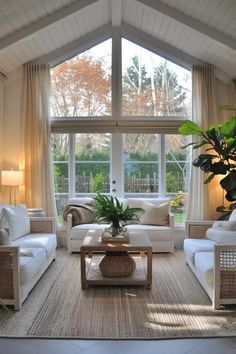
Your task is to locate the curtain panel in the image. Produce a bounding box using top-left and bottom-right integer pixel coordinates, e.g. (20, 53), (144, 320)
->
(22, 64), (56, 217)
(187, 65), (223, 220)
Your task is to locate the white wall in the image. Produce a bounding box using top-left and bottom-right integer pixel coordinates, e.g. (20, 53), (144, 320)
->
(3, 67), (23, 170)
(1, 67), (24, 203)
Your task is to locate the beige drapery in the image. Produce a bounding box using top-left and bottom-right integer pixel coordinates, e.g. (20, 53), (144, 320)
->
(22, 64), (56, 217)
(187, 65), (223, 220)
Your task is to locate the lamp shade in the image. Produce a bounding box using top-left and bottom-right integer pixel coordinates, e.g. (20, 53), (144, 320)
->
(1, 170), (24, 186)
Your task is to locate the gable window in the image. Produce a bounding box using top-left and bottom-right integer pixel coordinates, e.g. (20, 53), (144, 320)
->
(50, 35), (192, 224)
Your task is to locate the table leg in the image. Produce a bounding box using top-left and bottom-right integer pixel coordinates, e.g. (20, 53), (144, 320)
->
(146, 250), (152, 290)
(80, 248), (87, 289)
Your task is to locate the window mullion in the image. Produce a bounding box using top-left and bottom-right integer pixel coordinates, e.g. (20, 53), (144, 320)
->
(112, 28), (122, 119)
(111, 133), (123, 197)
(69, 133), (75, 198)
(158, 134), (166, 198)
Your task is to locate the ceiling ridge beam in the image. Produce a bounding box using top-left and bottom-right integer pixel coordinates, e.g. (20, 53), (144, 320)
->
(30, 23), (112, 67)
(137, 0), (236, 52)
(0, 0), (99, 50)
(111, 0), (122, 26)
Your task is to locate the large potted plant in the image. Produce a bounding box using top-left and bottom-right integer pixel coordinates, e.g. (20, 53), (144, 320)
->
(94, 193), (144, 236)
(178, 106), (236, 211)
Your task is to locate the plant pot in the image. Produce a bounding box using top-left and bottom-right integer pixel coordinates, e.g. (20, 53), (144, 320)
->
(99, 251), (136, 277)
(109, 221), (124, 236)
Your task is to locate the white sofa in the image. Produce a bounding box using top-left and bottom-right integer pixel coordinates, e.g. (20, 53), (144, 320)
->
(0, 205), (57, 310)
(184, 210), (236, 309)
(65, 197), (174, 254)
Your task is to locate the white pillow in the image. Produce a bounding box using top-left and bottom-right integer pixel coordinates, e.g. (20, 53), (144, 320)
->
(212, 220), (236, 231)
(0, 229), (10, 245)
(206, 228), (236, 244)
(139, 201), (169, 226)
(2, 205), (30, 241)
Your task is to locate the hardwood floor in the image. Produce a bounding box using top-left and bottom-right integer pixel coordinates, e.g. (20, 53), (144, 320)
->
(0, 337), (236, 354)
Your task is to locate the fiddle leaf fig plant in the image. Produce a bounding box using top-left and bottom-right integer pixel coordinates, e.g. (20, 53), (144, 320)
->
(178, 106), (236, 202)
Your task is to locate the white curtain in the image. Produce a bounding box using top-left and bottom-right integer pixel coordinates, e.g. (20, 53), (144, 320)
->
(22, 64), (56, 217)
(187, 65), (221, 220)
(0, 81), (3, 203)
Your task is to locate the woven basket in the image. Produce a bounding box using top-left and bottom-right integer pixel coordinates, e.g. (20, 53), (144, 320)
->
(99, 252), (136, 277)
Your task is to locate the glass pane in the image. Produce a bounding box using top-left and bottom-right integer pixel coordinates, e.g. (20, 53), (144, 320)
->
(51, 134), (69, 194)
(55, 194), (69, 222)
(122, 38), (191, 117)
(165, 135), (191, 223)
(75, 133), (110, 193)
(50, 39), (112, 117)
(124, 134), (159, 194)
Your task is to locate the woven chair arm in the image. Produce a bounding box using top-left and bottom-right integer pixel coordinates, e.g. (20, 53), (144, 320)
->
(214, 244), (236, 301)
(30, 217), (56, 233)
(0, 246), (20, 305)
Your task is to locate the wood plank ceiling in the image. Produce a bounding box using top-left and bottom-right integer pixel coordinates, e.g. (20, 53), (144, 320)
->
(0, 0), (235, 81)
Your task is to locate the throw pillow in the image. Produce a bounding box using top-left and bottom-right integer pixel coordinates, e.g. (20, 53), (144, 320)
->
(206, 228), (236, 244)
(0, 229), (10, 245)
(212, 220), (236, 232)
(139, 201), (169, 226)
(2, 205), (30, 241)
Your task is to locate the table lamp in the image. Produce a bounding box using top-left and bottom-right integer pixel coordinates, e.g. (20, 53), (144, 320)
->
(1, 170), (24, 205)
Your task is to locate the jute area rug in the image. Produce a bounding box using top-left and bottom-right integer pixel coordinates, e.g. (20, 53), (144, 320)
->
(0, 248), (236, 338)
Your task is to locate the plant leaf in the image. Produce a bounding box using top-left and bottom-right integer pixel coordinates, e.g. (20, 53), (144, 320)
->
(178, 120), (204, 136)
(204, 173), (215, 184)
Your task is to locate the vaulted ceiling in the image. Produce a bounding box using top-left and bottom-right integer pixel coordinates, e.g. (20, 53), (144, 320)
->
(0, 0), (235, 82)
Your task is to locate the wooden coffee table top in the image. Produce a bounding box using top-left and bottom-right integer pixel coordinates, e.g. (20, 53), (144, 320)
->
(81, 229), (152, 251)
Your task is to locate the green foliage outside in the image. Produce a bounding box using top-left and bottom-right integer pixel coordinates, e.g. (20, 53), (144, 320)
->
(54, 150), (188, 194)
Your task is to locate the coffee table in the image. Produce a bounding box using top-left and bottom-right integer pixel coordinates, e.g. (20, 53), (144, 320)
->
(80, 229), (153, 290)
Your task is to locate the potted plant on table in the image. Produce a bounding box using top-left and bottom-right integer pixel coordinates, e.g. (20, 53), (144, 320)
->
(94, 193), (144, 236)
(94, 193), (144, 277)
(178, 106), (236, 214)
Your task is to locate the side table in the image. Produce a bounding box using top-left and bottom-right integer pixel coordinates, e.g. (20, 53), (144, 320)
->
(80, 229), (153, 290)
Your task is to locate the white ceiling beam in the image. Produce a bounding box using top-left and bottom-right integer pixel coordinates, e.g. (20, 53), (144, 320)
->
(111, 0), (122, 26)
(0, 0), (99, 50)
(137, 0), (236, 52)
(30, 24), (112, 67)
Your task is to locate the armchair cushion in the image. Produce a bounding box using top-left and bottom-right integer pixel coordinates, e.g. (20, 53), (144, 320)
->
(2, 205), (30, 240)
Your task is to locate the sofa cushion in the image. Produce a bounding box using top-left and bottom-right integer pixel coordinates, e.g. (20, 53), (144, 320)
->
(12, 233), (57, 258)
(195, 252), (214, 289)
(20, 247), (46, 284)
(206, 228), (236, 244)
(127, 224), (171, 241)
(139, 201), (169, 226)
(71, 223), (110, 240)
(2, 205), (30, 240)
(184, 239), (216, 265)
